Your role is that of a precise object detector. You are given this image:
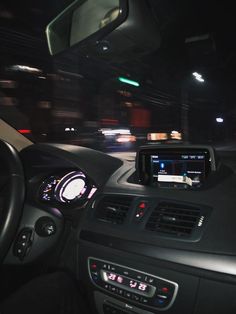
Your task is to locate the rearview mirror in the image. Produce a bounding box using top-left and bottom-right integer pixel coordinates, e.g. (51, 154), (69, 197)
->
(46, 0), (161, 60)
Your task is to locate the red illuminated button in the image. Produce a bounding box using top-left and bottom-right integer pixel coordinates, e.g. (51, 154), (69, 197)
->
(91, 263), (97, 270)
(135, 201), (149, 220)
(161, 287), (169, 294)
(139, 202), (147, 209)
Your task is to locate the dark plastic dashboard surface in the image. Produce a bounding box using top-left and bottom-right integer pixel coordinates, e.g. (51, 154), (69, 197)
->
(96, 163), (236, 256)
(7, 143), (236, 313)
(20, 143), (123, 187)
(18, 143), (236, 270)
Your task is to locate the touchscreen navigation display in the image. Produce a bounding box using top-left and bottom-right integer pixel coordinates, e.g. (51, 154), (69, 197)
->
(151, 153), (206, 187)
(137, 146), (214, 189)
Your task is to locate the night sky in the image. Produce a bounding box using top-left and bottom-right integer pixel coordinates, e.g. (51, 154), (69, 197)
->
(0, 0), (236, 147)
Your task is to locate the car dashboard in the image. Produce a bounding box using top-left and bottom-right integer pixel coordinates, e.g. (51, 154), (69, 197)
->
(5, 143), (236, 314)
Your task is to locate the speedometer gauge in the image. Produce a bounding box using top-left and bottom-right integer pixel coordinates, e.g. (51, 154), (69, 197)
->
(55, 171), (88, 203)
(60, 178), (85, 201)
(39, 170), (97, 206)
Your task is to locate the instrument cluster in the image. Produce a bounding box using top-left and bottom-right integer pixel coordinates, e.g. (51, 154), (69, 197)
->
(39, 170), (97, 206)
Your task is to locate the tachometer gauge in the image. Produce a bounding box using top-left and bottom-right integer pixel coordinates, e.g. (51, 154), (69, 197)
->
(40, 176), (59, 201)
(54, 171), (89, 203)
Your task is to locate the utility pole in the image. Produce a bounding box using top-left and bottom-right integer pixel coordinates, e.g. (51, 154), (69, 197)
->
(181, 86), (189, 144)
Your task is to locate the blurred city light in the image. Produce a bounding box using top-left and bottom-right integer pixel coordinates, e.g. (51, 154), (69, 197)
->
(8, 65), (42, 74)
(171, 130), (182, 140)
(147, 133), (168, 141)
(0, 80), (17, 88)
(18, 129), (31, 134)
(118, 77), (140, 87)
(100, 128), (131, 136)
(116, 135), (136, 143)
(65, 127), (76, 131)
(216, 117), (224, 123)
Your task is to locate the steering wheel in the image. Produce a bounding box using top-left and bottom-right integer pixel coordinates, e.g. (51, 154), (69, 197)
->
(0, 140), (25, 262)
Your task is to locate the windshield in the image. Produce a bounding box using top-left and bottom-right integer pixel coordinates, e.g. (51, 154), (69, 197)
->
(0, 0), (235, 153)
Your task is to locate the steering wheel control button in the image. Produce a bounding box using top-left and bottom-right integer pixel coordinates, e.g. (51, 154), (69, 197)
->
(35, 217), (56, 237)
(14, 228), (33, 260)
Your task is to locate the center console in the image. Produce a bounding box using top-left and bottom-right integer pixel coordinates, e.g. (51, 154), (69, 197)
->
(88, 258), (178, 311)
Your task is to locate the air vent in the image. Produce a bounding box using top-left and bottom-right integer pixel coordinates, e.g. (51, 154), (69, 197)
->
(146, 202), (201, 237)
(95, 195), (133, 225)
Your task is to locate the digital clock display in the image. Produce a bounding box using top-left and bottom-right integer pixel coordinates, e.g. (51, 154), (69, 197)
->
(101, 270), (155, 297)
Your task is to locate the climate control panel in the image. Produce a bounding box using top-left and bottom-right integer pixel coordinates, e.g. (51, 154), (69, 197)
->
(88, 257), (178, 310)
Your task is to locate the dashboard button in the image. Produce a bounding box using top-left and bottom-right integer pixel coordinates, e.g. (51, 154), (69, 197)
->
(132, 294), (140, 302)
(148, 277), (154, 284)
(124, 292), (132, 298)
(144, 276), (155, 284)
(134, 201), (149, 220)
(117, 289), (123, 296)
(161, 287), (169, 293)
(111, 286), (116, 293)
(140, 297), (149, 304)
(90, 263), (97, 270)
(157, 294), (168, 299)
(158, 283), (173, 296)
(154, 298), (167, 307)
(35, 217), (56, 237)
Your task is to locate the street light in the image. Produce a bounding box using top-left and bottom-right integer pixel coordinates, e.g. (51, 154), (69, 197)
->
(192, 72), (205, 82)
(216, 117), (224, 123)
